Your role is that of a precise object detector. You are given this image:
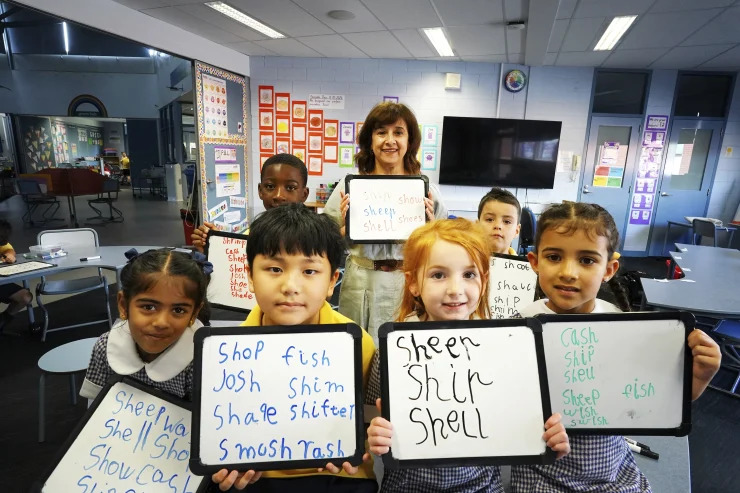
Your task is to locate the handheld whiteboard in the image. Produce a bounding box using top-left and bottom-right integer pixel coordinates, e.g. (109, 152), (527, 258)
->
(206, 230), (256, 312)
(536, 311), (693, 436)
(191, 324), (366, 474)
(0, 260), (55, 276)
(378, 319), (555, 469)
(345, 174), (429, 243)
(489, 253), (537, 319)
(36, 377), (207, 493)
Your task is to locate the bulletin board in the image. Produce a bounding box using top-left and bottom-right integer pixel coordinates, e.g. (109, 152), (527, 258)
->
(195, 61), (249, 231)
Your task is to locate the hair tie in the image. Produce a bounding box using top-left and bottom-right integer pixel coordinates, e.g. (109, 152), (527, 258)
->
(612, 252), (621, 260)
(192, 251), (214, 276)
(124, 248), (140, 263)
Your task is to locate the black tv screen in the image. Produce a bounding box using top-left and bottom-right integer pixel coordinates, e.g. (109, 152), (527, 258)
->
(439, 116), (562, 189)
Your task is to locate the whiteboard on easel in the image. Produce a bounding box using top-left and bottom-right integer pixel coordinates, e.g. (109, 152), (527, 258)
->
(488, 254), (537, 318)
(206, 230), (256, 312)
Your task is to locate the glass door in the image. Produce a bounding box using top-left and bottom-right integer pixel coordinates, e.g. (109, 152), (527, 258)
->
(648, 119), (723, 256)
(581, 116), (642, 248)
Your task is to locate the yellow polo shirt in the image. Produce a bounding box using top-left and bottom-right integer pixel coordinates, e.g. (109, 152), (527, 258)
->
(240, 301), (376, 480)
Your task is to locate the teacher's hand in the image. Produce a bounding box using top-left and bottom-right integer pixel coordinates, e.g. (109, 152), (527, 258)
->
(339, 191), (350, 236)
(424, 191), (435, 221)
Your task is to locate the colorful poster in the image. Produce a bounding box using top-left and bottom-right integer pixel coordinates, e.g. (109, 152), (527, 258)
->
(202, 74), (228, 138)
(215, 164), (240, 197)
(208, 200), (228, 222)
(214, 146), (237, 163)
(421, 148), (437, 170)
(422, 125), (438, 146)
(230, 196), (246, 209)
(339, 146), (354, 168)
(629, 209), (652, 225)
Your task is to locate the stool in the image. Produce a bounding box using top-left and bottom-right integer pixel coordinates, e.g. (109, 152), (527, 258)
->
(37, 337), (97, 442)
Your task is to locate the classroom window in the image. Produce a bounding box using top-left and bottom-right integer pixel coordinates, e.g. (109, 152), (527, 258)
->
(674, 74), (733, 118)
(592, 71), (648, 114)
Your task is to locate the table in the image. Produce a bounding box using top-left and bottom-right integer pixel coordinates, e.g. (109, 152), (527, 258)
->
(661, 220), (737, 256)
(641, 243), (740, 317)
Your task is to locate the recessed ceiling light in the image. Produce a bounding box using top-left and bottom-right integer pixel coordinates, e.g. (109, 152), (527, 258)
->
(206, 1), (284, 39)
(422, 27), (454, 57)
(594, 15), (637, 51)
(327, 10), (355, 21)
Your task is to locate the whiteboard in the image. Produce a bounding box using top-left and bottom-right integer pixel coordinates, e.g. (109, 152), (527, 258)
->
(378, 319), (554, 468)
(0, 260), (55, 276)
(191, 324), (366, 474)
(537, 311), (692, 435)
(345, 175), (428, 243)
(40, 378), (204, 493)
(488, 254), (537, 319)
(206, 231), (256, 312)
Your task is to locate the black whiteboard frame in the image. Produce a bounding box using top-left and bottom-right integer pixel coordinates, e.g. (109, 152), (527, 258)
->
(33, 375), (210, 493)
(492, 252), (530, 262)
(345, 174), (430, 244)
(377, 318), (556, 469)
(535, 310), (694, 437)
(205, 229), (251, 313)
(190, 323), (367, 474)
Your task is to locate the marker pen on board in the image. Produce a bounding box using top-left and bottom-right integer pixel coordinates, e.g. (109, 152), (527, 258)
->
(624, 437), (652, 451)
(80, 256), (101, 261)
(627, 442), (659, 460)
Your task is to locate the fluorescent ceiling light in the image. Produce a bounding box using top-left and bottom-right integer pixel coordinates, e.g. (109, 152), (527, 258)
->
(423, 27), (454, 57)
(62, 22), (69, 54)
(206, 2), (284, 39)
(594, 15), (637, 51)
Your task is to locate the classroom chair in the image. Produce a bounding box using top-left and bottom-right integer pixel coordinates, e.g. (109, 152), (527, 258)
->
(710, 319), (740, 395)
(15, 178), (61, 226)
(692, 218), (736, 248)
(518, 207), (536, 256)
(86, 178), (124, 223)
(35, 228), (112, 342)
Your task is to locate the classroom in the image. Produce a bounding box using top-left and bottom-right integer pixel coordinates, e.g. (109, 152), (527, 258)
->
(0, 1), (738, 492)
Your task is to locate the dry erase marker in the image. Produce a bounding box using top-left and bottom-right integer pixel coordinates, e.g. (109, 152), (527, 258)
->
(627, 442), (659, 460)
(624, 437), (651, 451)
(80, 256), (101, 261)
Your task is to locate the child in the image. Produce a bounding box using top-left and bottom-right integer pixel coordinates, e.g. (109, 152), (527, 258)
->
(478, 187), (521, 255)
(212, 203), (377, 492)
(0, 220), (33, 333)
(514, 201), (721, 492)
(191, 153), (309, 253)
(366, 218), (570, 492)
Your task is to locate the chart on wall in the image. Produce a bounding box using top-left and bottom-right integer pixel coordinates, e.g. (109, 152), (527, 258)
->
(195, 61), (249, 231)
(16, 115), (56, 171)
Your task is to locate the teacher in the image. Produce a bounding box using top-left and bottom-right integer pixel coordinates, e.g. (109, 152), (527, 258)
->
(324, 102), (447, 339)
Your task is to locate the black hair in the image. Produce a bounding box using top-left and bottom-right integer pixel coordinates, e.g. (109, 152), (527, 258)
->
(0, 220), (10, 246)
(477, 187), (521, 221)
(120, 249), (210, 314)
(533, 201), (630, 312)
(247, 203), (344, 273)
(260, 153), (308, 187)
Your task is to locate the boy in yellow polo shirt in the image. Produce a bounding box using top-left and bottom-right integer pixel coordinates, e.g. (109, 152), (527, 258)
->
(212, 203), (376, 492)
(478, 187), (522, 256)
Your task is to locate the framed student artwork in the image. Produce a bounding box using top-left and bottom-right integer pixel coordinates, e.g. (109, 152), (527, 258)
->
(275, 93), (290, 114)
(292, 100), (307, 122)
(259, 132), (274, 153)
(258, 85), (273, 108)
(339, 145), (354, 168)
(258, 109), (273, 130)
(276, 116), (290, 136)
(260, 154), (271, 170)
(292, 146), (306, 162)
(324, 142), (338, 164)
(324, 120), (339, 141)
(340, 122), (355, 144)
(292, 123), (306, 145)
(383, 96), (399, 103)
(308, 132), (323, 153)
(307, 154), (323, 176)
(422, 125), (438, 146)
(275, 137), (290, 155)
(421, 148), (437, 170)
(308, 109), (323, 131)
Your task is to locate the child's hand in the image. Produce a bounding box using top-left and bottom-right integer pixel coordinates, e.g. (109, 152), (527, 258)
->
(2, 252), (15, 263)
(338, 191), (350, 236)
(543, 413), (570, 459)
(211, 469), (262, 491)
(367, 398), (393, 455)
(191, 222), (215, 254)
(688, 328), (721, 400)
(317, 453), (371, 475)
(424, 192), (435, 221)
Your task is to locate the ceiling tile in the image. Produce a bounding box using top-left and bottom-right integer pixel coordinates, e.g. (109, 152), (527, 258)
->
(560, 17), (605, 52)
(113, 0), (173, 9)
(554, 51), (611, 67)
(433, 0), (505, 26)
(362, 0), (441, 30)
(503, 0), (526, 22)
(392, 29), (437, 58)
(177, 4), (268, 41)
(573, 0), (651, 19)
(228, 0), (333, 37)
(600, 48), (668, 68)
(142, 7), (245, 43)
(618, 10), (722, 50)
(290, 0), (386, 33)
(556, 0), (578, 19)
(446, 25), (507, 56)
(650, 44), (735, 69)
(223, 40), (279, 56)
(681, 6), (740, 45)
(297, 35), (369, 58)
(342, 31), (413, 58)
(547, 19), (569, 52)
(650, 0), (735, 13)
(253, 38), (323, 57)
(698, 45), (740, 68)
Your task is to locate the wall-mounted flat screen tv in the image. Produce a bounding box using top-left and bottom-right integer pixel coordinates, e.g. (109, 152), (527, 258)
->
(439, 116), (562, 189)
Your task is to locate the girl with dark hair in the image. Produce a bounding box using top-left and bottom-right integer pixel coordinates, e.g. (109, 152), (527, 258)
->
(324, 102), (448, 339)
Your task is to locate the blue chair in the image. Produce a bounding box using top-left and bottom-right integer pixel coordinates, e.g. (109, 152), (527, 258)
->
(710, 319), (740, 395)
(518, 207), (536, 256)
